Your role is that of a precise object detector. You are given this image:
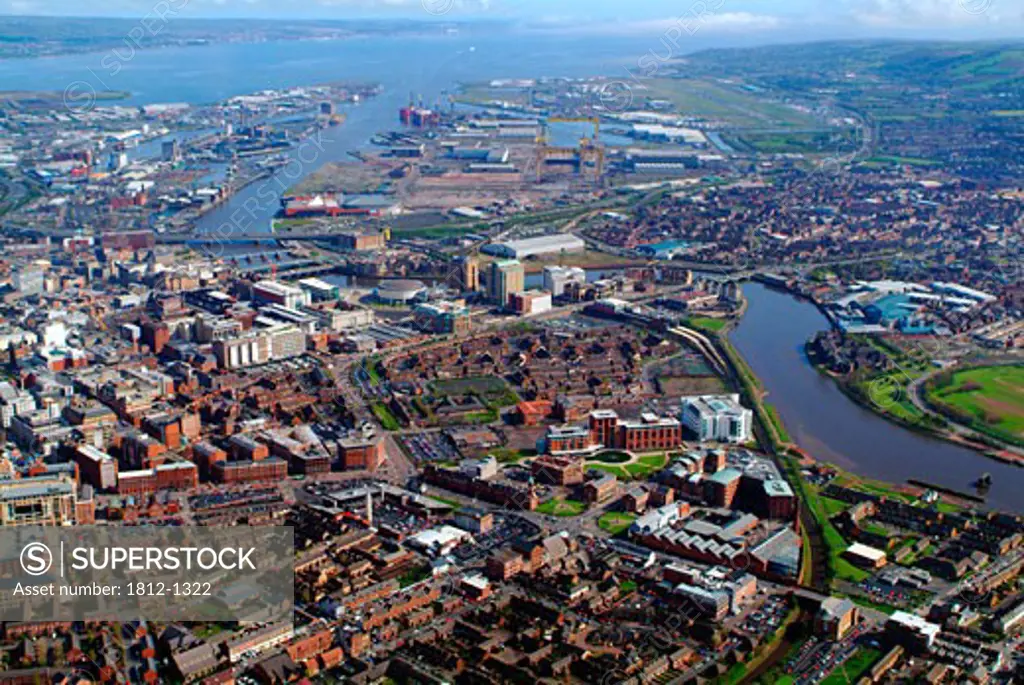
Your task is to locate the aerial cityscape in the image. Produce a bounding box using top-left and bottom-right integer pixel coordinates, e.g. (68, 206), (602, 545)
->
(0, 2), (1021, 684)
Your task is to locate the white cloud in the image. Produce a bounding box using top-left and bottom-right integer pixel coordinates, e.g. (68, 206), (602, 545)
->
(843, 0), (1005, 26)
(567, 12), (784, 36)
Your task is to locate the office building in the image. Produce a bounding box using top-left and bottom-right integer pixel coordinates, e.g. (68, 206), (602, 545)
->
(213, 325), (304, 370)
(214, 332), (270, 370)
(74, 445), (118, 491)
(298, 278), (341, 302)
(161, 139), (180, 162)
(453, 255), (480, 292)
(13, 267), (45, 295)
(680, 394), (753, 443)
(885, 611), (941, 653)
(488, 259), (524, 308)
(414, 301), (472, 335)
(816, 597), (859, 640)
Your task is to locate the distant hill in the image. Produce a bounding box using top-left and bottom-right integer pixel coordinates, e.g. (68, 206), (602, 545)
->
(685, 40), (1024, 92)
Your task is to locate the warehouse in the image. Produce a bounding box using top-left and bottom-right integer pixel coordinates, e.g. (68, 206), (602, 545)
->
(482, 234), (586, 259)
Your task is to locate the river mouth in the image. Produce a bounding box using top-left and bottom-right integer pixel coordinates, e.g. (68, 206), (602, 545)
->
(730, 282), (1023, 513)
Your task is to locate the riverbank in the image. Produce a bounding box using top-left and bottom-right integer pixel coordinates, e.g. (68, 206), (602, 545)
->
(730, 282), (1022, 513)
(804, 341), (1024, 471)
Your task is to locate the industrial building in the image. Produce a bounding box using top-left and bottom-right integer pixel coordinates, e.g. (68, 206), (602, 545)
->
(543, 265), (587, 297)
(482, 234), (586, 260)
(680, 394), (753, 444)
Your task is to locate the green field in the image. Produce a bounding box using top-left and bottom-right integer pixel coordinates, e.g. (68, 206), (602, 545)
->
(864, 155), (940, 167)
(686, 317), (729, 333)
(642, 78), (820, 129)
(536, 498), (587, 517)
(928, 365), (1024, 443)
(598, 512), (637, 535)
(821, 496), (850, 518)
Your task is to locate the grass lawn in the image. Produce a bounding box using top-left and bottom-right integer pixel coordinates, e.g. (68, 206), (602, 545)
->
(490, 448), (537, 464)
(806, 483), (870, 584)
(588, 453), (668, 481)
(589, 463), (630, 479)
(821, 648), (881, 685)
(821, 497), (850, 518)
(591, 451), (632, 464)
(371, 402), (401, 431)
(427, 495), (462, 510)
(865, 155), (940, 167)
(399, 566), (433, 588)
(686, 317), (729, 333)
(193, 624), (224, 640)
(764, 403), (792, 443)
(537, 498), (587, 517)
(619, 579), (638, 594)
(928, 365), (1024, 443)
(845, 595), (899, 615)
(598, 512), (637, 535)
(363, 356), (382, 386)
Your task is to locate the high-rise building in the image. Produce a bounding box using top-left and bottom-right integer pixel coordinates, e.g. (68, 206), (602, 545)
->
(488, 259), (524, 308)
(454, 256), (480, 292)
(161, 139), (180, 162)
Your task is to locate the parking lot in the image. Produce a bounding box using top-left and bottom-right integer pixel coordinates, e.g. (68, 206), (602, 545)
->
(783, 622), (869, 684)
(398, 431), (463, 465)
(737, 594), (789, 636)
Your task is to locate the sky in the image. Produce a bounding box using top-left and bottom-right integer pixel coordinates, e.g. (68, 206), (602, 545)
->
(0, 0), (1021, 38)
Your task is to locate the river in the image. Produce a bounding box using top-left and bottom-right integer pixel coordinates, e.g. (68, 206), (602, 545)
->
(0, 32), (682, 236)
(731, 283), (1023, 513)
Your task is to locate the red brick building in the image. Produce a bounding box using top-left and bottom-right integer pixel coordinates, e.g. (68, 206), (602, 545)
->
(212, 458), (287, 484)
(531, 455), (585, 486)
(339, 437), (384, 471)
(285, 629), (334, 662)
